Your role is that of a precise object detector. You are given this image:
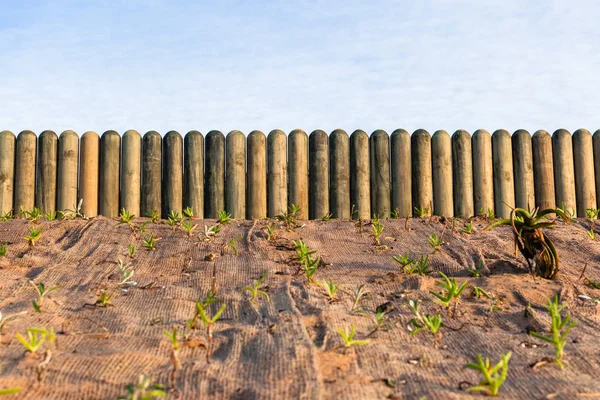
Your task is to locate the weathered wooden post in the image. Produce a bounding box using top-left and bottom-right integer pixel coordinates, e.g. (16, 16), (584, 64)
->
(573, 129), (596, 217)
(205, 130), (225, 218)
(247, 130), (266, 219)
(431, 130), (453, 217)
(99, 130), (121, 217)
(451, 130), (473, 218)
(80, 131), (99, 217)
(492, 129), (515, 219)
(512, 129), (535, 210)
(411, 129), (432, 216)
(288, 129), (309, 219)
(593, 129), (600, 209)
(350, 130), (370, 219)
(184, 130), (204, 218)
(57, 130), (79, 213)
(14, 130), (37, 213)
(329, 129), (350, 219)
(370, 130), (391, 218)
(267, 129), (287, 217)
(309, 129), (329, 220)
(472, 129), (494, 216)
(0, 131), (15, 215)
(120, 130), (141, 216)
(390, 129), (411, 218)
(36, 130), (58, 213)
(552, 129), (576, 216)
(226, 130), (246, 219)
(532, 130), (555, 210)
(141, 131), (162, 218)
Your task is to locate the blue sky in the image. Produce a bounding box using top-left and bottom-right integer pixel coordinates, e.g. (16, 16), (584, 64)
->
(1, 0), (599, 135)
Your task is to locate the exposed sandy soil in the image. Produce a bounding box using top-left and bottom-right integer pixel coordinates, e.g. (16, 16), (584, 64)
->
(0, 215), (600, 400)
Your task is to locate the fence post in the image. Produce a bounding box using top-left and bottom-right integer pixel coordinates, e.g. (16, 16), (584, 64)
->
(391, 129), (411, 218)
(432, 130), (453, 217)
(532, 130), (555, 210)
(552, 129), (576, 216)
(309, 129), (329, 220)
(57, 130), (79, 213)
(184, 130), (204, 218)
(267, 129), (287, 217)
(0, 131), (15, 215)
(36, 130), (57, 213)
(141, 131), (162, 218)
(99, 130), (121, 217)
(411, 129), (432, 216)
(370, 130), (391, 219)
(350, 130), (370, 219)
(472, 129), (494, 216)
(162, 131), (183, 217)
(226, 130), (246, 219)
(512, 129), (535, 210)
(205, 130), (225, 218)
(80, 131), (99, 217)
(120, 130), (141, 217)
(593, 129), (600, 209)
(289, 129), (309, 219)
(329, 129), (350, 219)
(451, 130), (473, 218)
(492, 129), (514, 219)
(14, 130), (37, 213)
(573, 129), (596, 217)
(247, 130), (266, 219)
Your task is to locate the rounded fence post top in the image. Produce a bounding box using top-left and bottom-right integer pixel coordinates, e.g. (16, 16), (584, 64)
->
(18, 130), (36, 138)
(227, 130), (244, 137)
(513, 129), (531, 137)
(206, 130), (224, 138)
(552, 128), (571, 137)
(82, 131), (99, 139)
(492, 129), (510, 138)
(331, 128), (348, 137)
(123, 129), (141, 138)
(40, 130), (58, 138)
(472, 129), (491, 138)
(289, 129), (307, 137)
(102, 130), (120, 138)
(248, 130), (265, 137)
(185, 130), (203, 139)
(310, 129), (327, 137)
(350, 129), (368, 138)
(268, 129), (285, 137)
(432, 130), (450, 139)
(573, 128), (591, 137)
(593, 129), (600, 137)
(412, 129), (430, 137)
(165, 130), (182, 138)
(59, 130), (78, 138)
(370, 129), (389, 138)
(0, 130), (16, 141)
(532, 129), (550, 138)
(452, 129), (470, 138)
(144, 130), (161, 139)
(391, 129), (409, 138)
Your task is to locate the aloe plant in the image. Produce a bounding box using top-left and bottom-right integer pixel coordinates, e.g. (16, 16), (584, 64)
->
(465, 352), (512, 396)
(30, 281), (59, 313)
(242, 272), (269, 302)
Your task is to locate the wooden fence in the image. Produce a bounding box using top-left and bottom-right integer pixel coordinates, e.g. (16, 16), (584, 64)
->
(0, 128), (597, 220)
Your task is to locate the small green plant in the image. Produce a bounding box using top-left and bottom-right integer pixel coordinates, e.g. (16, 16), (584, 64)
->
(471, 286), (492, 299)
(128, 243), (137, 259)
(183, 206), (194, 219)
(588, 229), (595, 240)
(369, 308), (389, 335)
(166, 211), (181, 230)
(303, 255), (320, 282)
(0, 211), (12, 222)
(30, 281), (59, 313)
(529, 295), (577, 369)
(118, 375), (166, 400)
(242, 272), (269, 302)
(24, 226), (42, 247)
(276, 204), (300, 228)
(337, 324), (369, 352)
(0, 386), (22, 396)
(557, 202), (576, 218)
(460, 222), (473, 234)
(45, 210), (57, 221)
(265, 224), (276, 241)
(139, 221), (151, 233)
(95, 290), (114, 307)
(187, 290), (221, 329)
(294, 239), (316, 264)
(430, 272), (469, 309)
(117, 259), (136, 287)
(465, 352), (512, 396)
(142, 234), (160, 251)
(0, 310), (27, 345)
(406, 299), (442, 335)
(427, 232), (444, 253)
(350, 284), (371, 315)
(15, 327), (55, 353)
(321, 213), (332, 222)
(467, 259), (485, 277)
(163, 327), (182, 385)
(0, 244), (6, 257)
(405, 254), (432, 275)
(371, 218), (384, 245)
(195, 301), (226, 363)
(414, 206), (430, 217)
(223, 237), (242, 256)
(487, 208), (495, 219)
(181, 219), (197, 236)
(321, 279), (340, 302)
(217, 210), (232, 224)
(145, 210), (160, 223)
(392, 252), (416, 271)
(23, 206), (42, 223)
(117, 208), (135, 226)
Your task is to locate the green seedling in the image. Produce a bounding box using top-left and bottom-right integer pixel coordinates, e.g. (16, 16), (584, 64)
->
(95, 290), (114, 307)
(242, 272), (269, 302)
(0, 244), (6, 257)
(117, 208), (135, 226)
(25, 226), (42, 247)
(350, 284), (371, 315)
(223, 237), (242, 256)
(166, 210), (182, 230)
(406, 299), (442, 336)
(414, 206), (430, 217)
(460, 222), (473, 234)
(471, 286), (492, 299)
(0, 211), (12, 222)
(588, 229), (595, 240)
(128, 243), (137, 259)
(489, 304), (504, 312)
(217, 210), (232, 224)
(117, 259), (136, 287)
(0, 310), (27, 344)
(181, 220), (197, 236)
(321, 213), (332, 222)
(142, 234), (160, 251)
(265, 224), (276, 241)
(372, 218), (385, 245)
(294, 239), (317, 264)
(183, 207), (194, 219)
(15, 327), (55, 353)
(465, 352), (512, 397)
(187, 290), (221, 329)
(163, 327), (182, 386)
(118, 375), (166, 400)
(484, 207), (570, 279)
(30, 281), (59, 313)
(201, 224), (220, 241)
(145, 210), (160, 223)
(139, 221), (151, 233)
(321, 279), (340, 302)
(430, 272), (469, 309)
(584, 278), (600, 289)
(337, 324), (369, 352)
(405, 254), (432, 275)
(487, 208), (495, 219)
(23, 206), (42, 223)
(392, 252), (416, 271)
(45, 210), (57, 221)
(369, 308), (391, 336)
(557, 202), (576, 218)
(276, 204), (300, 228)
(0, 387), (22, 396)
(467, 259), (485, 277)
(303, 255), (320, 282)
(196, 302), (226, 363)
(391, 208), (400, 219)
(427, 232), (444, 253)
(529, 295), (577, 369)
